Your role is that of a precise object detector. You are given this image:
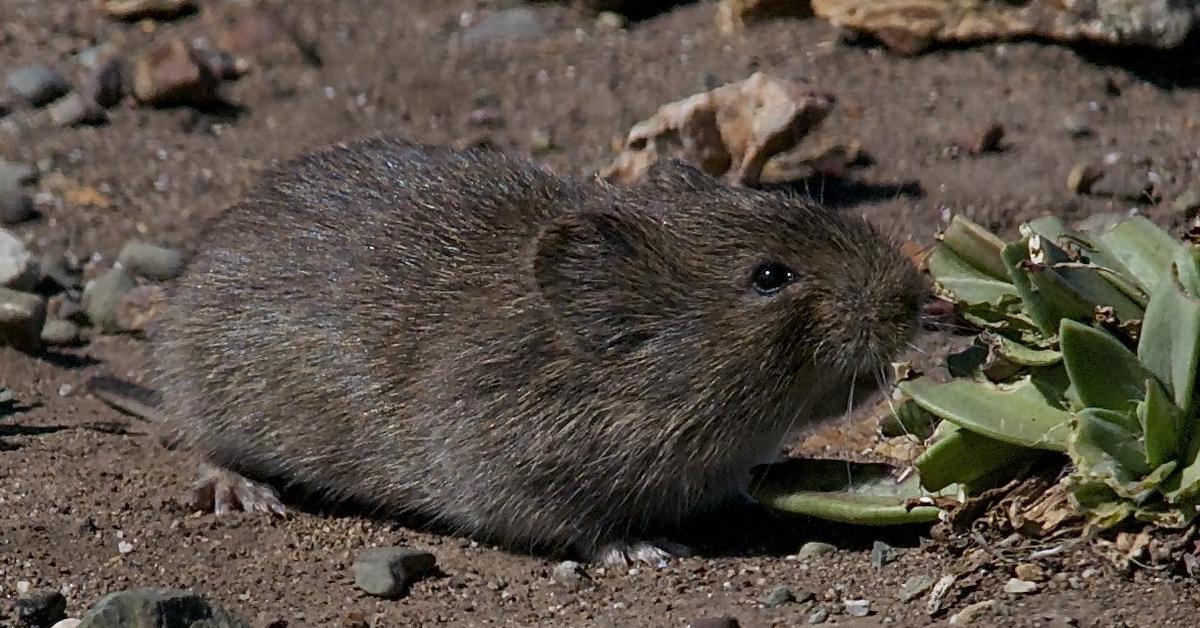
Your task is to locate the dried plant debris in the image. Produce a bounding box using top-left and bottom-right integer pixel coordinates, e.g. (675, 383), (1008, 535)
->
(602, 72), (835, 187)
(811, 0), (1199, 55)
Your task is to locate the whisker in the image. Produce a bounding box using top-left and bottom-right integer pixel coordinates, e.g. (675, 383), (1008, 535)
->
(921, 320), (982, 334)
(843, 369), (857, 487)
(906, 342), (932, 357)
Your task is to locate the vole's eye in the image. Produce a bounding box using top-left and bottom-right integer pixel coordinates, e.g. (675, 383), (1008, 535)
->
(752, 262), (796, 296)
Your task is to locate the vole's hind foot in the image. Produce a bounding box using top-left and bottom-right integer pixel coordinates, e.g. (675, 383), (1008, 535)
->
(187, 463), (287, 517)
(594, 539), (692, 568)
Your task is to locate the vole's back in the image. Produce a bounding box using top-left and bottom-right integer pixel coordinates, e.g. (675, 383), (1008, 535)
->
(153, 138), (582, 535)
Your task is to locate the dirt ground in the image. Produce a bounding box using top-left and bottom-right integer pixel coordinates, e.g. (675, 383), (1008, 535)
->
(4, 1), (1200, 626)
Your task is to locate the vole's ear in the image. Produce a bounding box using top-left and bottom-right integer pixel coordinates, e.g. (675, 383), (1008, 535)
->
(642, 159), (723, 193)
(532, 211), (675, 356)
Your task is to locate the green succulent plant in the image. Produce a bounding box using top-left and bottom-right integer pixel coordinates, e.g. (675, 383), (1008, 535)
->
(899, 212), (1200, 528)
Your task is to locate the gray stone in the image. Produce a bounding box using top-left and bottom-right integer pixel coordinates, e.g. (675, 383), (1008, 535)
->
(82, 267), (136, 332)
(1003, 577), (1038, 594)
(0, 229), (39, 290)
(463, 8), (545, 43)
(77, 588), (249, 628)
(899, 574), (935, 602)
(552, 560), (587, 587)
(844, 598), (871, 617)
(117, 241), (184, 280)
(49, 93), (108, 127)
(0, 161), (35, 226)
(0, 287), (47, 352)
(796, 541), (837, 558)
(41, 319), (81, 346)
(1063, 114), (1092, 138)
(7, 65), (70, 107)
(948, 599), (996, 624)
(352, 547), (437, 599)
(763, 585), (797, 607)
(1172, 186), (1200, 218)
(807, 606), (829, 624)
(16, 589), (67, 627)
(870, 540), (896, 569)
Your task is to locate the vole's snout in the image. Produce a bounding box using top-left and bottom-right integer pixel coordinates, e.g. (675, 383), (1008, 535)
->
(821, 250), (924, 377)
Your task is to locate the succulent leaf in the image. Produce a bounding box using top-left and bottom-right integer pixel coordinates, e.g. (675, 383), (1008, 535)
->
(899, 376), (1071, 451)
(914, 421), (1036, 492)
(1059, 319), (1154, 415)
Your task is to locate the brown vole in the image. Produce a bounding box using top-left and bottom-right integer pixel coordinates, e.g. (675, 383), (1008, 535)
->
(93, 137), (922, 566)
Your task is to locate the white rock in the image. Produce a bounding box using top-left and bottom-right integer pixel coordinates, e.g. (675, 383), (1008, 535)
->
(0, 229), (38, 290)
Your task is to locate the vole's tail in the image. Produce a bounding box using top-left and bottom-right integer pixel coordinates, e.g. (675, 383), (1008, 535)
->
(85, 375), (162, 422)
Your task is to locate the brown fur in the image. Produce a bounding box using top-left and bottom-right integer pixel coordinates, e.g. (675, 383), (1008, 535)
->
(146, 136), (922, 560)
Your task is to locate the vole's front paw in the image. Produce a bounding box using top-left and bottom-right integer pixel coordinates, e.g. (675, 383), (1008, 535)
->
(593, 539), (692, 567)
(186, 463), (287, 517)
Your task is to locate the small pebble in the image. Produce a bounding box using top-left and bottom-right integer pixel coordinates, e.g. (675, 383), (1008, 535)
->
(48, 93), (107, 127)
(0, 161), (35, 225)
(1067, 163), (1103, 195)
(959, 121), (1004, 155)
(132, 38), (222, 106)
(870, 540), (896, 569)
(81, 267), (136, 333)
(41, 320), (80, 346)
(529, 127), (554, 154)
(843, 599), (871, 617)
(763, 585), (797, 607)
(1171, 187), (1200, 218)
(551, 560), (586, 587)
(926, 574), (957, 615)
(687, 617), (739, 628)
(117, 540), (134, 554)
(0, 287), (47, 352)
(806, 606), (829, 624)
(16, 589), (67, 627)
(898, 574), (935, 602)
(58, 384), (73, 397)
(7, 65), (70, 107)
(949, 599), (996, 624)
(1063, 114), (1092, 138)
(83, 55), (125, 108)
(796, 541), (837, 559)
(352, 547), (437, 599)
(596, 11), (626, 29)
(1003, 577), (1038, 594)
(467, 106), (503, 128)
(115, 285), (167, 332)
(117, 241), (183, 280)
(1183, 553), (1199, 578)
(51, 620), (82, 628)
(463, 8), (545, 43)
(0, 228), (39, 289)
(1014, 563), (1044, 582)
(97, 0), (197, 20)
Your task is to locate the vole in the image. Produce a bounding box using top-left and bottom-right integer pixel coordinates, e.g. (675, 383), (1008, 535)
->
(89, 137), (923, 566)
